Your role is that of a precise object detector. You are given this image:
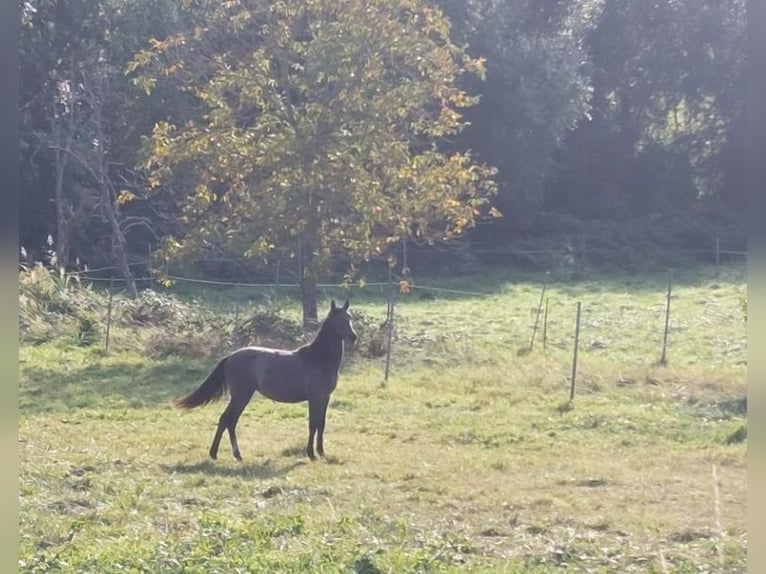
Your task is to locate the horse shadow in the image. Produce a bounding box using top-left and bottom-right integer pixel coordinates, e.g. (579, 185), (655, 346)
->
(161, 458), (306, 479)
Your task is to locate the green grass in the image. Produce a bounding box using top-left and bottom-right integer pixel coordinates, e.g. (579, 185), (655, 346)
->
(19, 264), (747, 573)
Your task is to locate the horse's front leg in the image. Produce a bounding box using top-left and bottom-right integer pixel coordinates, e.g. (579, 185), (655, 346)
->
(315, 396), (330, 458)
(306, 399), (319, 461)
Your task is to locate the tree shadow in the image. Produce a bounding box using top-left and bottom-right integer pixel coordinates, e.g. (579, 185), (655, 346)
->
(20, 356), (213, 415)
(160, 458), (306, 479)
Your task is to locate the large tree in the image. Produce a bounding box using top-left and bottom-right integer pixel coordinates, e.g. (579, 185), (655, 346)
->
(544, 0), (747, 224)
(130, 0), (497, 324)
(19, 0), (188, 278)
(439, 0), (603, 237)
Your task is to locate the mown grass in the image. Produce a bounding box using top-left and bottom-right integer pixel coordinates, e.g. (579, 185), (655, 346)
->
(19, 263), (747, 573)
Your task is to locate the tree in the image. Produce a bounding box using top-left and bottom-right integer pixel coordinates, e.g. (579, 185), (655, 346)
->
(544, 0), (747, 224)
(439, 0), (603, 237)
(19, 0), (187, 275)
(130, 0), (497, 325)
(20, 0), (108, 266)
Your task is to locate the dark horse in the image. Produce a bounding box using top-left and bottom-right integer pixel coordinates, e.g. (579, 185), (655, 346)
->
(175, 300), (358, 461)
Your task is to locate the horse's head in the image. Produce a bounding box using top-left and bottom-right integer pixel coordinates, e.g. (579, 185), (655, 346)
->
(326, 299), (358, 346)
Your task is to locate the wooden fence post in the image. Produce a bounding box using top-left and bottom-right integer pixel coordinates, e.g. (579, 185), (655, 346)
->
(105, 277), (114, 353)
(528, 278), (547, 352)
(234, 283), (241, 330)
(384, 268), (396, 384)
(660, 271), (673, 365)
(570, 301), (581, 401)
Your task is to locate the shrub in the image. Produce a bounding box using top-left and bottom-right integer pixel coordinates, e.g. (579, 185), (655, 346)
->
(19, 263), (100, 343)
(116, 290), (197, 327)
(144, 325), (227, 359)
(74, 312), (101, 347)
(232, 306), (305, 349)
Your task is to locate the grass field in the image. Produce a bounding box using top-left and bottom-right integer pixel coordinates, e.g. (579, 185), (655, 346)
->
(19, 263), (747, 573)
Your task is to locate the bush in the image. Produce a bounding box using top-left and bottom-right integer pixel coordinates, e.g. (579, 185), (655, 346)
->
(346, 310), (388, 358)
(116, 290), (199, 327)
(19, 263), (102, 343)
(143, 325), (227, 359)
(74, 312), (101, 347)
(232, 306), (305, 349)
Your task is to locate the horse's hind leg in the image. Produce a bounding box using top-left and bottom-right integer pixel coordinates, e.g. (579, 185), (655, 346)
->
(226, 386), (256, 461)
(209, 401), (235, 460)
(226, 402), (251, 461)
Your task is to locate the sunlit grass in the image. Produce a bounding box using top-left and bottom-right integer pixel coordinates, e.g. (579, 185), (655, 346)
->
(19, 264), (747, 572)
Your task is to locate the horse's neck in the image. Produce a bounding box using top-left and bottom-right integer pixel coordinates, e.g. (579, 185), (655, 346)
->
(305, 325), (344, 367)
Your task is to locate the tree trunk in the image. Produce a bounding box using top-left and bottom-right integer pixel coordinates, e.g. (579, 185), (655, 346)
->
(50, 94), (74, 270)
(87, 66), (138, 298)
(103, 182), (138, 298)
(299, 234), (319, 328)
(53, 148), (70, 269)
(300, 273), (318, 328)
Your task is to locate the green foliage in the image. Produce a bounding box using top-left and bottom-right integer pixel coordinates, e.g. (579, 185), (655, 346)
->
(233, 306), (305, 350)
(116, 289), (198, 327)
(74, 312), (101, 346)
(19, 262), (99, 343)
(544, 0), (746, 228)
(441, 0), (603, 235)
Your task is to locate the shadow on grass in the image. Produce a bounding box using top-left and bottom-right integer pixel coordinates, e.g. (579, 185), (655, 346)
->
(161, 458), (306, 479)
(20, 356), (213, 416)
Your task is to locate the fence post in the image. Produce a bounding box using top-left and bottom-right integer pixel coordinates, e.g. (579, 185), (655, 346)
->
(570, 301), (581, 401)
(234, 283), (241, 330)
(384, 268), (396, 384)
(105, 277), (114, 353)
(542, 297), (549, 351)
(528, 277), (547, 352)
(660, 271), (673, 365)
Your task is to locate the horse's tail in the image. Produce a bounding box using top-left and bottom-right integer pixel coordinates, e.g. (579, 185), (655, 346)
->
(174, 357), (228, 409)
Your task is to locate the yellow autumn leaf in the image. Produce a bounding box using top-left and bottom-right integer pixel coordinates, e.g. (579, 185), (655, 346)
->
(117, 190), (136, 204)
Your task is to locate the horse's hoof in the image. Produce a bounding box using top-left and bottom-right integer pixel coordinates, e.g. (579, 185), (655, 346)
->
(209, 452), (217, 461)
(233, 453), (242, 462)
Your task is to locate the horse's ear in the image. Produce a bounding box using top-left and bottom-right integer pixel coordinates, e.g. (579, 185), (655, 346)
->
(342, 299), (349, 311)
(330, 299), (337, 311)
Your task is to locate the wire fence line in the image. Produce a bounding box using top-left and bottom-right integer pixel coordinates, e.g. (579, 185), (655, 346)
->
(56, 245), (746, 393)
(44, 235), (746, 301)
(74, 270), (496, 298)
(56, 245), (748, 285)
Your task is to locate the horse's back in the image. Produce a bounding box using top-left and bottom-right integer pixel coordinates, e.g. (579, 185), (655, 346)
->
(225, 346), (309, 403)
